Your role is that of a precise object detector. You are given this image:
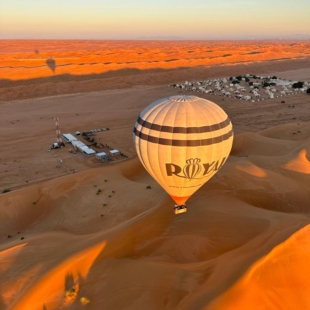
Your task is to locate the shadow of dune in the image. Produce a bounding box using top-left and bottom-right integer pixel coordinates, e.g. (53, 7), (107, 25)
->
(1, 56), (309, 102)
(65, 273), (75, 292)
(0, 66), (191, 88)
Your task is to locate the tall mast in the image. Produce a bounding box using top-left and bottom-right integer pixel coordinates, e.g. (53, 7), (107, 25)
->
(54, 117), (63, 146)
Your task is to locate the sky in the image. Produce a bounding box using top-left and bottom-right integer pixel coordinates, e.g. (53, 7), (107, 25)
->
(0, 0), (310, 40)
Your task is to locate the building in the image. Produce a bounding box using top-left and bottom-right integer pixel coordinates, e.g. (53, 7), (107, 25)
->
(109, 149), (120, 157)
(80, 146), (96, 155)
(96, 152), (107, 159)
(96, 152), (111, 162)
(62, 133), (78, 143)
(71, 140), (95, 155)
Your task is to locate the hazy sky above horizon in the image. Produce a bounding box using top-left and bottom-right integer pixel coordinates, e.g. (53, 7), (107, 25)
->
(1, 0), (309, 40)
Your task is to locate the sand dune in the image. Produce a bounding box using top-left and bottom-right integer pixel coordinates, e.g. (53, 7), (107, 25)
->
(1, 41), (310, 309)
(206, 225), (310, 310)
(1, 40), (310, 101)
(1, 122), (310, 309)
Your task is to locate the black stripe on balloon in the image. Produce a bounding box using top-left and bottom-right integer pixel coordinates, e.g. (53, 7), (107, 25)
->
(133, 127), (233, 147)
(136, 116), (231, 133)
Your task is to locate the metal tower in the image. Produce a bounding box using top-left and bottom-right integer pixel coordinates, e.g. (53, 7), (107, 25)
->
(54, 117), (64, 146)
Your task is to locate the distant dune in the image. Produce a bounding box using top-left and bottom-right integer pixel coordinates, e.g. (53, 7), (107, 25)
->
(0, 40), (310, 101)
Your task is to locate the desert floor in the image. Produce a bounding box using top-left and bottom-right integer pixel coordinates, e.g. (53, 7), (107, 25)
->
(1, 41), (310, 310)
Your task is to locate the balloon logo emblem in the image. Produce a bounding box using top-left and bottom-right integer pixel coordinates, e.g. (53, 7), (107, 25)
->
(183, 158), (201, 180)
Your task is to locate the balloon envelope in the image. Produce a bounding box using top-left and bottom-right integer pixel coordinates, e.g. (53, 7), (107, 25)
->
(133, 95), (233, 205)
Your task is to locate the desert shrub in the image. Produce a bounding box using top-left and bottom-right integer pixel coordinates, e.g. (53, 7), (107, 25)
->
(146, 185), (152, 189)
(65, 288), (78, 299)
(80, 297), (90, 305)
(232, 80), (240, 84)
(281, 100), (285, 103)
(249, 82), (253, 86)
(307, 88), (310, 94)
(292, 81), (304, 89)
(271, 76), (277, 79)
(33, 202), (36, 205)
(2, 188), (11, 193)
(245, 77), (250, 82)
(229, 77), (233, 80)
(235, 76), (242, 81)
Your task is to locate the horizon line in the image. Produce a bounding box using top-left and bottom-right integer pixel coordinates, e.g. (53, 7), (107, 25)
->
(1, 37), (310, 41)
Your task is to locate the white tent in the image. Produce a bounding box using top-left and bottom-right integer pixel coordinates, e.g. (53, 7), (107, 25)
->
(62, 133), (77, 143)
(96, 152), (107, 159)
(81, 146), (95, 155)
(110, 149), (120, 156)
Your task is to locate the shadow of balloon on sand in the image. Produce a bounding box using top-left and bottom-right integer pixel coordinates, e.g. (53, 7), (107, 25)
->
(46, 58), (56, 73)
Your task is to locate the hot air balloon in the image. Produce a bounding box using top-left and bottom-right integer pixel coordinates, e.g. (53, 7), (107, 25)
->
(133, 95), (233, 214)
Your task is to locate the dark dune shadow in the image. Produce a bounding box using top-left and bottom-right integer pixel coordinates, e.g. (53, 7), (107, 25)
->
(0, 66), (191, 88)
(46, 58), (56, 73)
(247, 51), (263, 55)
(65, 272), (75, 291)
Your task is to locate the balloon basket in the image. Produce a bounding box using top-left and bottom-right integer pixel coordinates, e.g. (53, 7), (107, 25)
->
(174, 204), (187, 215)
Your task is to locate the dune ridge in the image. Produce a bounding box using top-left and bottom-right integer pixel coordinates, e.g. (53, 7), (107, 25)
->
(1, 40), (310, 101)
(1, 121), (310, 309)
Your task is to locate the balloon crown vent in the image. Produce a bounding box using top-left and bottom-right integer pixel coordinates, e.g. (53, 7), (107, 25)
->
(169, 95), (199, 102)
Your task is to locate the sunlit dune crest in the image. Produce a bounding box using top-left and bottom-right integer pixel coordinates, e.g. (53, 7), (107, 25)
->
(285, 149), (310, 174)
(206, 224), (310, 310)
(236, 162), (267, 178)
(8, 241), (106, 310)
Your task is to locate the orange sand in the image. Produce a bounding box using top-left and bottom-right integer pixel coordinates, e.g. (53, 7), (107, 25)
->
(1, 40), (310, 101)
(0, 41), (310, 309)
